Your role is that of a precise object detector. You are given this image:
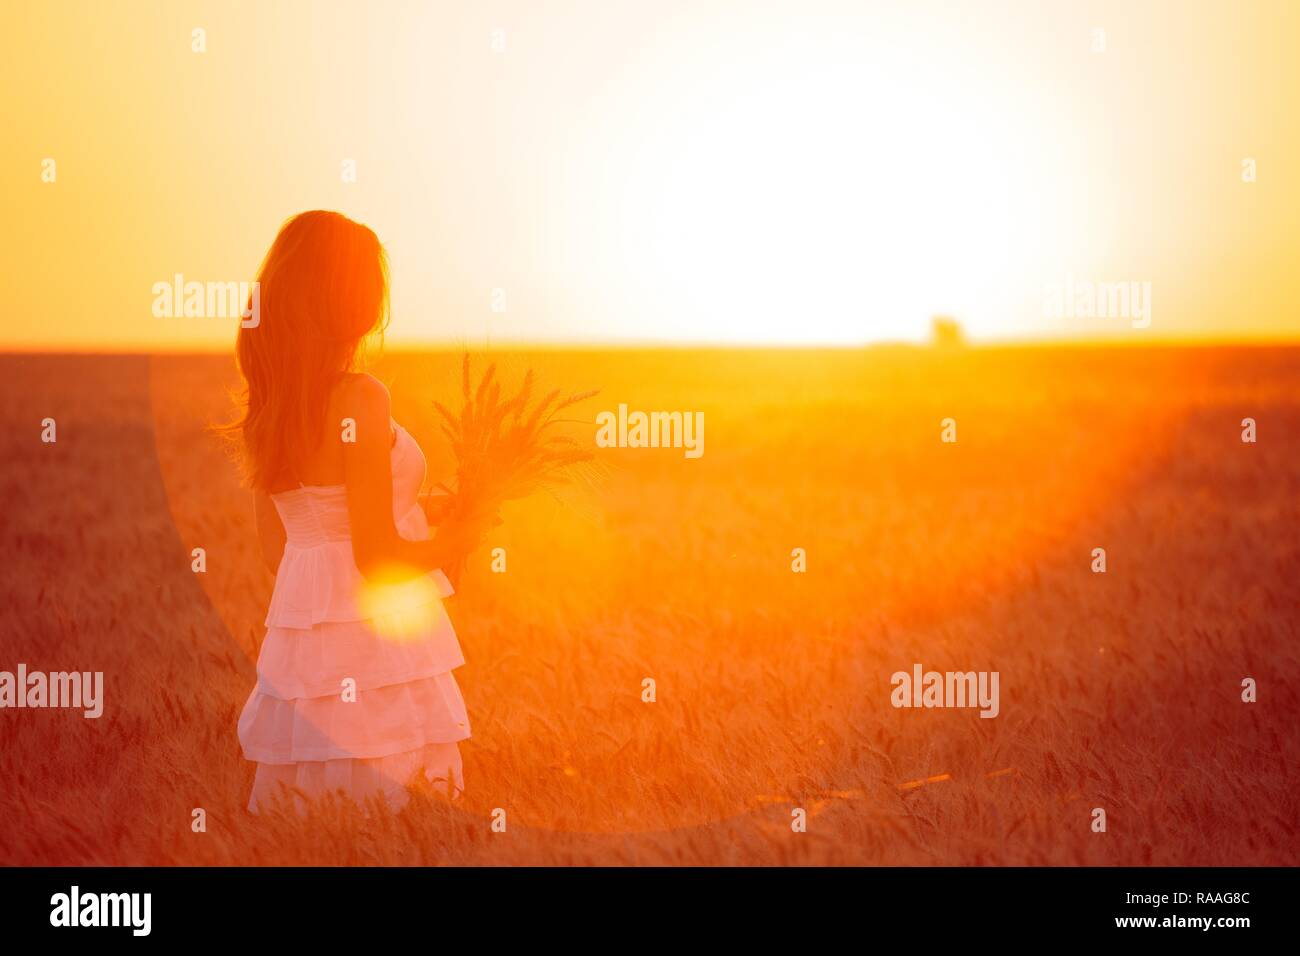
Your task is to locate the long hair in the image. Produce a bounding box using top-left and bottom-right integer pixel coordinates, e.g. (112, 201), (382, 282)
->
(223, 210), (390, 491)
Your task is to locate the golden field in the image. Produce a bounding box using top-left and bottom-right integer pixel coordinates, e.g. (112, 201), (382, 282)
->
(0, 345), (1296, 865)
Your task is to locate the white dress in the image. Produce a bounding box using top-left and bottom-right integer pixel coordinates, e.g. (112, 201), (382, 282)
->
(237, 421), (470, 812)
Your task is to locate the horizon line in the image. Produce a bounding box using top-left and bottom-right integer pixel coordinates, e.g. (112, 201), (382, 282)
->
(2, 331), (1299, 356)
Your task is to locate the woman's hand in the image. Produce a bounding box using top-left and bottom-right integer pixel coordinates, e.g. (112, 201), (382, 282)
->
(433, 503), (502, 589)
(423, 490), (501, 538)
(420, 490), (455, 525)
(450, 503), (502, 549)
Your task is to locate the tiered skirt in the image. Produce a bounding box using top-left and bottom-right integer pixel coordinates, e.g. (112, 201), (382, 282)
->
(237, 542), (469, 813)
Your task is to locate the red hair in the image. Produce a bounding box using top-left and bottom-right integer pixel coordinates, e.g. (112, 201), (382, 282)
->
(225, 210), (390, 491)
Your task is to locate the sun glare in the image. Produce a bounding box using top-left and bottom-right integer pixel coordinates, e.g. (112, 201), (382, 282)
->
(551, 17), (1060, 344)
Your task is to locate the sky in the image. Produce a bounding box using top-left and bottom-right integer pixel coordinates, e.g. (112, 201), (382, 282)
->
(1, 0), (1297, 350)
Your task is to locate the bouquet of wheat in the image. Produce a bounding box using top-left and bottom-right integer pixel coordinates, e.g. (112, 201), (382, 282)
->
(424, 355), (597, 583)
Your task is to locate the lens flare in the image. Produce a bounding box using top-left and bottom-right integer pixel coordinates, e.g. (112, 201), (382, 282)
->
(355, 568), (443, 642)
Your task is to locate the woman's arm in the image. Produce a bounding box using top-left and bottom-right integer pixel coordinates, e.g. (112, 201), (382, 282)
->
(340, 375), (486, 581)
(253, 491), (286, 574)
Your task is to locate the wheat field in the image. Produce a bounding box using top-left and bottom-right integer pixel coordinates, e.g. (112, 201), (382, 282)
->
(0, 345), (1296, 865)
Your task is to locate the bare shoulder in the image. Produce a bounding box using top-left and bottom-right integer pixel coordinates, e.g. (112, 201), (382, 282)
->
(336, 371), (389, 402)
(334, 372), (390, 414)
(332, 373), (391, 442)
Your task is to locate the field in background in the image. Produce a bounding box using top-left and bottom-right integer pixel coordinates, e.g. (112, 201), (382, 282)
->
(0, 345), (1296, 865)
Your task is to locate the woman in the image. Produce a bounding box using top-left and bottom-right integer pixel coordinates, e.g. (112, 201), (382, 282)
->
(226, 210), (489, 813)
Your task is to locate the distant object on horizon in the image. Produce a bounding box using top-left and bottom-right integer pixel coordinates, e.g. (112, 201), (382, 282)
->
(930, 315), (966, 348)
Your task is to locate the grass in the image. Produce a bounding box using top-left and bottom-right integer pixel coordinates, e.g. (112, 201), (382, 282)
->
(0, 344), (1296, 865)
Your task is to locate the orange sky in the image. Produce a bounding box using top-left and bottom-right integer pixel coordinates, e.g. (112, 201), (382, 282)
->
(1, 0), (1297, 350)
